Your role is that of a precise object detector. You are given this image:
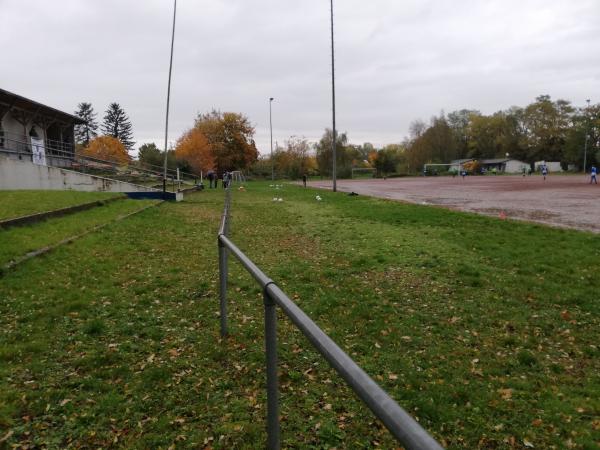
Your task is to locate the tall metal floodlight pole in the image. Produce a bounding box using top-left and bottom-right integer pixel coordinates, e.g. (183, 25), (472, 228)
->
(163, 0), (177, 192)
(330, 0), (337, 192)
(583, 98), (591, 174)
(269, 97), (274, 181)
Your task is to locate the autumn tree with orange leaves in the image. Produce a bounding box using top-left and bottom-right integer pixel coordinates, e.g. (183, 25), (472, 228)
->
(175, 128), (214, 174)
(174, 110), (258, 176)
(79, 136), (131, 164)
(194, 110), (258, 174)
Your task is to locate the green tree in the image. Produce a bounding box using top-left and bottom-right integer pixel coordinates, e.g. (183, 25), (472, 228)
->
(406, 114), (456, 172)
(447, 109), (479, 159)
(521, 95), (574, 163)
(467, 112), (511, 159)
(564, 103), (600, 169)
(101, 103), (135, 151)
(315, 129), (358, 178)
(373, 144), (405, 175)
(74, 102), (98, 147)
(273, 136), (313, 179)
(138, 143), (163, 167)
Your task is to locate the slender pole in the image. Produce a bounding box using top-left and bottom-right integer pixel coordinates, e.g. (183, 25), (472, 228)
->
(163, 0), (177, 192)
(219, 239), (228, 337)
(264, 291), (280, 449)
(583, 98), (591, 174)
(330, 0), (337, 192)
(269, 98), (274, 181)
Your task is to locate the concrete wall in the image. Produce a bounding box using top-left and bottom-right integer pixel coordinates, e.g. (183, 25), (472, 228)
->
(0, 156), (158, 193)
(535, 161), (562, 172)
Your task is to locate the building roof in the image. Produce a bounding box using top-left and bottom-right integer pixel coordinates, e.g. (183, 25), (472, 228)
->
(0, 88), (85, 125)
(480, 158), (510, 164)
(450, 158), (474, 164)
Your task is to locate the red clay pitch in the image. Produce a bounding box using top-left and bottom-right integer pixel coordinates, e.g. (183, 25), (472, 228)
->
(308, 174), (600, 233)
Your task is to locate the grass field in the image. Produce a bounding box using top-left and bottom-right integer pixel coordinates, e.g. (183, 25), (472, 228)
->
(0, 191), (120, 221)
(0, 183), (598, 448)
(0, 198), (159, 268)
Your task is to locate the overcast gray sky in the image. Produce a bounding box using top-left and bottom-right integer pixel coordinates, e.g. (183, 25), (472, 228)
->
(2, 0), (599, 154)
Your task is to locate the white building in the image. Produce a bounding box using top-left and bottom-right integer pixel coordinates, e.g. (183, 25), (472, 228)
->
(534, 161), (562, 172)
(454, 158), (529, 174)
(0, 88), (83, 167)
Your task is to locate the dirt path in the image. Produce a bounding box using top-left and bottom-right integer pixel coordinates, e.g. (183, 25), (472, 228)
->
(308, 175), (600, 233)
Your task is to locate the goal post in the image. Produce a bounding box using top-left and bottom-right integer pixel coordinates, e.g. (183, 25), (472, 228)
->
(423, 163), (458, 175)
(229, 170), (246, 184)
(351, 167), (376, 179)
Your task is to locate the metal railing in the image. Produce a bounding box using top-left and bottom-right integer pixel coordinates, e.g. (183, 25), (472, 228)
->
(0, 130), (74, 155)
(217, 188), (443, 449)
(0, 134), (202, 186)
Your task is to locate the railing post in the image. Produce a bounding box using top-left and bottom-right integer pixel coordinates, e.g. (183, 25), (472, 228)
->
(264, 290), (280, 449)
(218, 237), (229, 337)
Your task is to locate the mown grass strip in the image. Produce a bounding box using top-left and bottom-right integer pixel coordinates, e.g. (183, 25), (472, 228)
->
(0, 190), (119, 221)
(0, 199), (159, 267)
(0, 196), (125, 230)
(2, 201), (162, 273)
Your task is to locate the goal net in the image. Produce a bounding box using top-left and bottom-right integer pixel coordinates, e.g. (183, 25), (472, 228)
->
(351, 167), (376, 178)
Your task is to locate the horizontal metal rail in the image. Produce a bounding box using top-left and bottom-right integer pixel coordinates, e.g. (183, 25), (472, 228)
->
(0, 146), (200, 183)
(217, 189), (443, 449)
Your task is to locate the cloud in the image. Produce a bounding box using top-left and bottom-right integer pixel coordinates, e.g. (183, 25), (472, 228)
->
(1, 0), (599, 153)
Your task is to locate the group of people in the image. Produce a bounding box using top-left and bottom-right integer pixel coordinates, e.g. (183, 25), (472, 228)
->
(205, 171), (231, 189)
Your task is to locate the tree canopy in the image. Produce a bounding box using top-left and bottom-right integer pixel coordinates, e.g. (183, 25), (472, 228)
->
(193, 110), (258, 174)
(79, 136), (131, 164)
(175, 128), (214, 174)
(272, 136), (316, 179)
(74, 102), (98, 147)
(172, 110), (258, 176)
(101, 103), (135, 151)
(404, 97), (600, 172)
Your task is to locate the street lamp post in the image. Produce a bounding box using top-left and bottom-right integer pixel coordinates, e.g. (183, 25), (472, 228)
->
(330, 0), (337, 192)
(163, 0), (177, 193)
(583, 98), (591, 174)
(269, 97), (274, 181)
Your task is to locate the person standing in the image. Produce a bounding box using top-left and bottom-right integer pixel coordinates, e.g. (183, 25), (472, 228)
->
(223, 171), (230, 189)
(302, 173), (307, 188)
(541, 164), (548, 181)
(591, 165), (598, 184)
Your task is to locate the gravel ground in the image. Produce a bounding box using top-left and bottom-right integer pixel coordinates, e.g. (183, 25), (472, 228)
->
(308, 174), (600, 233)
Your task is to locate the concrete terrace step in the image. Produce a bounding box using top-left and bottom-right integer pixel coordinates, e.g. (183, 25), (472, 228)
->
(0, 196), (125, 229)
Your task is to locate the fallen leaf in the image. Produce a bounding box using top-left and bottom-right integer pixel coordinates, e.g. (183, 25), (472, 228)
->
(498, 388), (513, 400)
(0, 430), (14, 443)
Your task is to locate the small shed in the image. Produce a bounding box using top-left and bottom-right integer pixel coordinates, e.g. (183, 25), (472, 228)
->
(480, 158), (529, 174)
